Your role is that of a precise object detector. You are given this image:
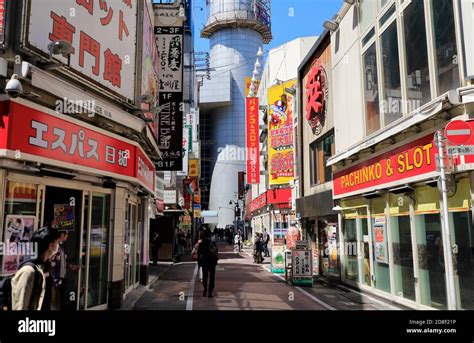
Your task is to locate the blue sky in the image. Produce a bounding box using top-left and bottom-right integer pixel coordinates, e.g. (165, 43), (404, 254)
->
(192, 0), (343, 53)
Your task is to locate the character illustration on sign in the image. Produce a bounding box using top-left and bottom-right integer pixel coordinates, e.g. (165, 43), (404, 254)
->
(269, 97), (288, 127)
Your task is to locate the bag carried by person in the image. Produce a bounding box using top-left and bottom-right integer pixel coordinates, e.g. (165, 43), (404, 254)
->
(0, 261), (42, 311)
(191, 242), (200, 261)
(208, 242), (219, 263)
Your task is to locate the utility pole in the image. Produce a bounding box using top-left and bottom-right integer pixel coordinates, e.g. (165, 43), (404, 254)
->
(435, 129), (457, 310)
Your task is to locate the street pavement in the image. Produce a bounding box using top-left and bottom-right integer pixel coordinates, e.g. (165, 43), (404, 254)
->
(121, 241), (405, 311)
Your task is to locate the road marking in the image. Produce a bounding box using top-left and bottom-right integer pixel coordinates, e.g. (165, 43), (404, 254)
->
(186, 264), (198, 311)
(262, 266), (337, 311)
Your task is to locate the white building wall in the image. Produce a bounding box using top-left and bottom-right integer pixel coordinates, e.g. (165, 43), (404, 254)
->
(331, 5), (365, 154)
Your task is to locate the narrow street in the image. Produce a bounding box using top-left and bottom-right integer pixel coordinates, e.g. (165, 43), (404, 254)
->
(122, 242), (402, 311)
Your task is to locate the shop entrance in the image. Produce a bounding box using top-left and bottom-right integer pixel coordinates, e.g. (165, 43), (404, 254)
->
(43, 186), (83, 310)
(43, 186), (111, 310)
(124, 199), (141, 293)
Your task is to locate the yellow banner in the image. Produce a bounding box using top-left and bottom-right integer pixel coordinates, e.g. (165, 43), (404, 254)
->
(268, 80), (296, 186)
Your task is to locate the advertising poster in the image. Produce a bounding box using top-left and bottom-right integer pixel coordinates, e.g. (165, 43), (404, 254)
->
(374, 221), (388, 264)
(52, 204), (75, 231)
(327, 224), (339, 274)
(268, 80), (296, 186)
(90, 226), (107, 257)
(2, 215), (37, 275)
(293, 250), (312, 277)
(271, 245), (285, 273)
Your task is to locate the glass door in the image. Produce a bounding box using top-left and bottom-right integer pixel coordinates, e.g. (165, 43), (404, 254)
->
(124, 201), (138, 292)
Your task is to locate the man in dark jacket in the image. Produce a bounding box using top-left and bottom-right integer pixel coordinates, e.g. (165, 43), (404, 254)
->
(197, 229), (218, 298)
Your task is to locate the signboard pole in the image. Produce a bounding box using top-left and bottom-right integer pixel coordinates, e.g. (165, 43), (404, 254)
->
(434, 129), (457, 310)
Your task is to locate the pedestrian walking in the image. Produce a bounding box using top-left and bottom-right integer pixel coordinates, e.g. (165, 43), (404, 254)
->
(10, 227), (59, 310)
(234, 230), (242, 252)
(262, 228), (270, 257)
(197, 229), (219, 298)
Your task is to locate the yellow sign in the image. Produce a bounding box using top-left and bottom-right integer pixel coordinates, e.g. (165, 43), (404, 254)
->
(188, 159), (199, 177)
(245, 76), (260, 97)
(267, 80), (296, 186)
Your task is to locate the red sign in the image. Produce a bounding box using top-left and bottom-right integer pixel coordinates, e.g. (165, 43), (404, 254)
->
(136, 147), (155, 193)
(248, 188), (292, 213)
(1, 101), (155, 192)
(445, 120), (472, 145)
(267, 187), (292, 205)
(246, 97), (260, 184)
(305, 60), (327, 134)
(250, 192), (267, 213)
(333, 134), (438, 198)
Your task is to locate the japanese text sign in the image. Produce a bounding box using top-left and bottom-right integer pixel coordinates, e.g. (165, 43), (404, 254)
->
(246, 97), (260, 184)
(26, 0), (137, 100)
(154, 4), (184, 171)
(268, 80), (296, 186)
(2, 101), (155, 193)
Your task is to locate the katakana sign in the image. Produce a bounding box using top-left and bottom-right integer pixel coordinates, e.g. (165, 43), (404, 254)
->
(25, 0), (137, 100)
(154, 4), (184, 171)
(0, 100), (155, 193)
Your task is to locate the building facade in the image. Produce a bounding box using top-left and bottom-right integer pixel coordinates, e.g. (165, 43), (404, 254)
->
(0, 0), (162, 309)
(199, 0), (271, 228)
(296, 31), (339, 281)
(328, 0), (474, 310)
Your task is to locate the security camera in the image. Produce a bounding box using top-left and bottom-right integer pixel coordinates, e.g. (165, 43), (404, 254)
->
(5, 74), (23, 98)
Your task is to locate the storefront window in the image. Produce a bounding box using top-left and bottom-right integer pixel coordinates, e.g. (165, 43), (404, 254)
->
(452, 211), (474, 309)
(360, 214), (371, 287)
(415, 213), (447, 309)
(88, 193), (110, 308)
(371, 197), (390, 293)
(380, 21), (402, 126)
(363, 44), (380, 135)
(389, 194), (415, 302)
(403, 0), (431, 108)
(432, 0), (459, 94)
(2, 182), (38, 275)
(342, 218), (358, 282)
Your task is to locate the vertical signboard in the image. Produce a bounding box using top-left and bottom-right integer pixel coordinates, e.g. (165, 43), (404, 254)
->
(154, 5), (184, 170)
(268, 80), (296, 186)
(246, 97), (260, 184)
(0, 0), (5, 45)
(141, 1), (160, 140)
(26, 0), (137, 101)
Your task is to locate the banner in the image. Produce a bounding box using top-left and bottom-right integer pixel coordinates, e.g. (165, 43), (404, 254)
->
(271, 245), (285, 273)
(52, 204), (75, 231)
(154, 5), (184, 171)
(141, 1), (160, 140)
(268, 80), (296, 186)
(246, 97), (260, 184)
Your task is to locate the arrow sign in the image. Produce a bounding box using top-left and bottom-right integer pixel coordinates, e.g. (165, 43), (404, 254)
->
(445, 120), (472, 146)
